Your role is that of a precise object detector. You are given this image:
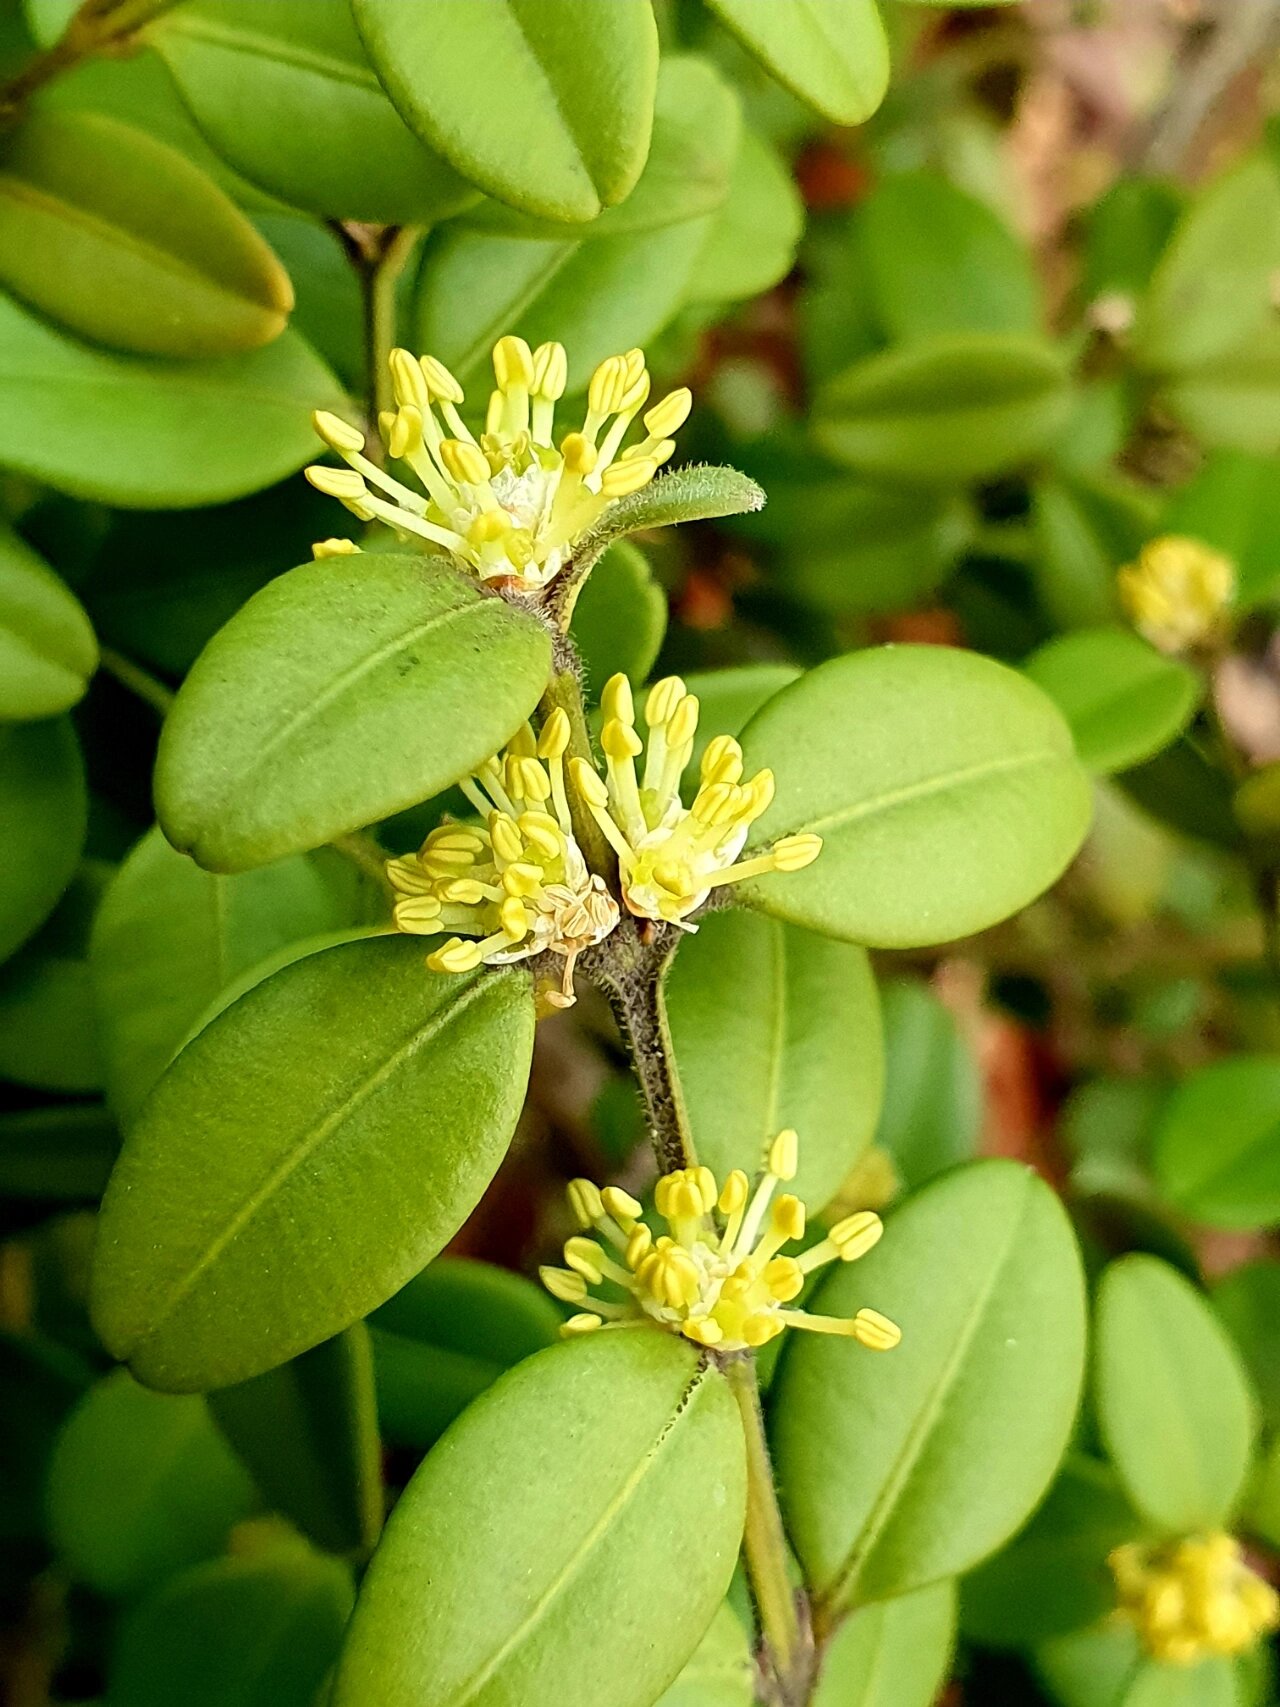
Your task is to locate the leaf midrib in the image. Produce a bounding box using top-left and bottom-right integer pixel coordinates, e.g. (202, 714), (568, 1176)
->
(780, 748), (1059, 841)
(160, 13), (383, 95)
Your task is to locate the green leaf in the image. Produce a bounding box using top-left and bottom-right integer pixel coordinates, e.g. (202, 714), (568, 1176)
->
(736, 645), (1092, 948)
(152, 0), (477, 224)
(0, 940), (101, 1092)
(334, 1333), (746, 1707)
(1030, 477), (1153, 631)
(705, 0), (888, 125)
(1119, 736), (1243, 850)
(0, 524), (96, 719)
(874, 977), (981, 1190)
(655, 1604), (753, 1707)
(91, 937), (536, 1391)
(1123, 1657), (1242, 1707)
(0, 292), (344, 508)
(573, 466), (765, 580)
(0, 108), (292, 357)
(1023, 627), (1201, 776)
(1035, 1625), (1144, 1707)
(1152, 1057), (1280, 1230)
(811, 1581), (956, 1707)
(680, 663), (801, 788)
(1081, 177), (1183, 303)
(686, 127), (803, 306)
(1135, 157), (1280, 373)
(1212, 1261), (1280, 1427)
(814, 334), (1072, 485)
(0, 1103), (116, 1199)
(1094, 1255), (1257, 1534)
(106, 1541), (354, 1707)
(155, 555), (551, 871)
(208, 1326), (382, 1556)
(1163, 450), (1280, 610)
(861, 171), (1039, 342)
(90, 826), (352, 1124)
(771, 1159), (1087, 1610)
(570, 541), (666, 694)
(662, 907), (883, 1213)
(47, 1368), (257, 1595)
(1162, 324), (1280, 455)
(0, 715), (86, 965)
(353, 0), (658, 223)
(369, 1256), (561, 1450)
(960, 1457), (1141, 1647)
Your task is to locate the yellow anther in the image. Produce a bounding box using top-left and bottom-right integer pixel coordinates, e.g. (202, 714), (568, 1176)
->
(507, 724), (537, 757)
(762, 1256), (804, 1303)
(1118, 535), (1236, 655)
(569, 758), (609, 809)
(564, 1236), (606, 1284)
(769, 1129), (799, 1181)
(772, 834), (823, 872)
(517, 812), (563, 856)
(312, 537), (360, 559)
(745, 770), (777, 817)
(701, 735), (744, 785)
(642, 1245), (700, 1308)
(313, 409), (365, 454)
(830, 1211), (883, 1262)
(507, 530), (536, 569)
(645, 676), (685, 728)
(493, 334), (535, 391)
(625, 1224), (653, 1268)
(507, 756), (552, 803)
(665, 694), (700, 750)
(771, 1194), (806, 1243)
(644, 388), (693, 439)
(390, 347), (429, 410)
(601, 673), (635, 726)
(442, 878), (487, 905)
(427, 938), (484, 974)
(656, 1167), (717, 1220)
(718, 1170), (749, 1215)
(499, 895), (530, 940)
(501, 863), (542, 899)
(305, 465), (368, 501)
(419, 353), (464, 403)
(392, 896), (443, 933)
(567, 1178), (604, 1228)
(601, 457), (657, 498)
(489, 814), (524, 864)
(531, 340), (568, 401)
(468, 510), (512, 546)
(602, 1185), (643, 1224)
(601, 718), (643, 762)
(540, 1265), (587, 1305)
(560, 432), (598, 475)
(588, 354), (630, 416)
(743, 1312), (784, 1347)
(440, 438), (491, 486)
(388, 407), (424, 461)
(562, 1312), (603, 1337)
(682, 1316), (723, 1347)
(538, 709), (570, 760)
(853, 1308), (902, 1351)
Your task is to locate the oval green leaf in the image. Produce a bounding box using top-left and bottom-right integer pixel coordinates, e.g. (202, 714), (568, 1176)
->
(0, 292), (344, 508)
(812, 1581), (956, 1707)
(680, 663), (801, 788)
(155, 555), (551, 871)
(0, 107), (292, 357)
(662, 906), (883, 1213)
(0, 525), (96, 720)
(1094, 1254), (1258, 1534)
(91, 936), (536, 1391)
(737, 645), (1092, 948)
(570, 541), (666, 695)
(814, 334), (1072, 484)
(655, 1604), (753, 1707)
(334, 1332), (746, 1707)
(47, 1368), (257, 1596)
(1023, 627), (1201, 776)
(874, 977), (982, 1190)
(0, 715), (86, 965)
(684, 128), (802, 307)
(1153, 1057), (1280, 1229)
(771, 1159), (1087, 1610)
(353, 0), (658, 223)
(704, 0), (888, 126)
(152, 0), (477, 225)
(1212, 1261), (1280, 1426)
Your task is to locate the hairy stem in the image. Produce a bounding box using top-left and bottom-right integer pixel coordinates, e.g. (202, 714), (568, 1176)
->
(0, 0), (183, 119)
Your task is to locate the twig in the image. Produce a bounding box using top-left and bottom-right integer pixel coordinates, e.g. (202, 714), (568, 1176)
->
(98, 646), (174, 716)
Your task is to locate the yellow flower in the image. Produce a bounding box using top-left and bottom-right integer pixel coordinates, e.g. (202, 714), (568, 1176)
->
(1117, 535), (1235, 655)
(1109, 1533), (1279, 1666)
(387, 710), (619, 1009)
(568, 673), (821, 927)
(542, 1130), (900, 1354)
(305, 337), (690, 592)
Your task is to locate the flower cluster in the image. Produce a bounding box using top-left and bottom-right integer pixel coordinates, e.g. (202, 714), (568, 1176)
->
(306, 337), (690, 592)
(570, 673), (821, 927)
(540, 1130), (901, 1355)
(386, 710), (618, 1009)
(1117, 535), (1235, 655)
(1109, 1533), (1279, 1665)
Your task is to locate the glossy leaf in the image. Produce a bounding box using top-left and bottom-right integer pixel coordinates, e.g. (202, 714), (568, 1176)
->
(153, 0), (476, 224)
(0, 108), (292, 357)
(737, 646), (1092, 948)
(209, 1326), (382, 1556)
(1029, 477), (1152, 632)
(814, 334), (1072, 484)
(155, 555), (551, 871)
(687, 127), (803, 306)
(353, 0), (658, 223)
(1094, 1255), (1257, 1533)
(662, 907), (883, 1212)
(335, 1333), (746, 1707)
(106, 1542), (354, 1707)
(570, 541), (666, 695)
(90, 826), (351, 1124)
(0, 1103), (116, 1199)
(1023, 627), (1201, 776)
(705, 0), (888, 125)
(654, 1604), (753, 1707)
(1212, 1261), (1280, 1426)
(812, 1581), (956, 1707)
(0, 715), (86, 965)
(369, 1256), (561, 1450)
(47, 1369), (256, 1596)
(772, 1160), (1087, 1609)
(91, 937), (536, 1391)
(874, 977), (982, 1190)
(0, 292), (344, 508)
(0, 524), (96, 720)
(1153, 1058), (1280, 1230)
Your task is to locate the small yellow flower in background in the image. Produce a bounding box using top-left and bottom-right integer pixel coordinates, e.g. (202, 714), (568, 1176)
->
(1117, 535), (1235, 655)
(387, 710), (619, 1009)
(305, 336), (690, 592)
(1109, 1533), (1279, 1665)
(541, 1129), (900, 1354)
(569, 673), (822, 927)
